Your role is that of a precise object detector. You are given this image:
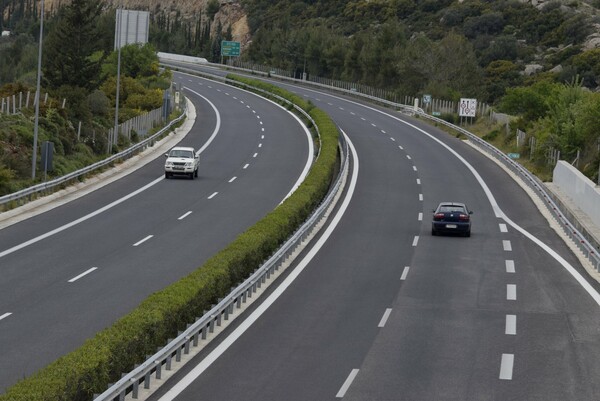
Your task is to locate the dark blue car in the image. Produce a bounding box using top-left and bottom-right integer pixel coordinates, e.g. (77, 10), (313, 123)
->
(431, 202), (472, 237)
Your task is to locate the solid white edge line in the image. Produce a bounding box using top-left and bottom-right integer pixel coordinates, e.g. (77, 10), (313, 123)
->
(133, 235), (153, 247)
(506, 260), (516, 273)
(401, 266), (410, 280)
(0, 312), (12, 321)
(336, 369), (360, 398)
(507, 284), (517, 300)
(378, 308), (392, 328)
(0, 89), (222, 260)
(68, 267), (98, 283)
(500, 354), (514, 380)
(506, 314), (517, 335)
(157, 131), (359, 401)
(208, 192), (218, 199)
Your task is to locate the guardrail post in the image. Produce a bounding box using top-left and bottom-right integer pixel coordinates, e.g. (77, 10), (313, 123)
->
(131, 379), (140, 400)
(166, 355), (172, 370)
(184, 337), (190, 354)
(155, 360), (162, 380)
(176, 346), (182, 362)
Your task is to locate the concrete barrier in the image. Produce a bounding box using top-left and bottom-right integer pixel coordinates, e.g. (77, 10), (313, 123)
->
(157, 52), (208, 65)
(553, 161), (600, 228)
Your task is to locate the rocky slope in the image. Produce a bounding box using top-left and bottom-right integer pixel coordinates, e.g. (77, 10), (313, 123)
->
(42, 0), (251, 48)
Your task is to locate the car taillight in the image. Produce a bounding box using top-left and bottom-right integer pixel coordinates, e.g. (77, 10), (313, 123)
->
(434, 213), (445, 220)
(459, 214), (470, 221)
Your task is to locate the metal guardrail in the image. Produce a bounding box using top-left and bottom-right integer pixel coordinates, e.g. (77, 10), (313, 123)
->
(0, 102), (187, 209)
(93, 112), (349, 401)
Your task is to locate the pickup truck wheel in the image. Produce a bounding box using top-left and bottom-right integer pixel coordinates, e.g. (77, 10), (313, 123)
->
(189, 172), (194, 180)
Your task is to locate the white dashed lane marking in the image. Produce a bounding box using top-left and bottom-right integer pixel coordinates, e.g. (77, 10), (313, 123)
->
(243, 164), (249, 169)
(337, 369), (360, 398)
(0, 313), (12, 321)
(133, 235), (153, 247)
(505, 260), (515, 273)
(500, 354), (514, 380)
(229, 177), (237, 183)
(418, 213), (423, 221)
(178, 211), (192, 220)
(208, 192), (218, 200)
(505, 315), (517, 335)
(507, 284), (517, 300)
(419, 194), (423, 201)
(503, 240), (512, 251)
(500, 223), (508, 232)
(412, 236), (419, 247)
(401, 266), (410, 280)
(416, 179), (421, 185)
(68, 267), (98, 283)
(378, 309), (392, 327)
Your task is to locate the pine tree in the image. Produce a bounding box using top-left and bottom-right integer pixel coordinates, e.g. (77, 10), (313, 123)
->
(43, 0), (104, 91)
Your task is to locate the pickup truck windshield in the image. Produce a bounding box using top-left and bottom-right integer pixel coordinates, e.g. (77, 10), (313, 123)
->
(170, 150), (194, 158)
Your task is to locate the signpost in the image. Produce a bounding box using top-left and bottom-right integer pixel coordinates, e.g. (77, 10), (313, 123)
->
(221, 41), (241, 57)
(459, 98), (477, 125)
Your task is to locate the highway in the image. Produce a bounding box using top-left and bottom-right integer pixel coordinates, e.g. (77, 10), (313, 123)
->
(149, 69), (600, 401)
(0, 74), (312, 392)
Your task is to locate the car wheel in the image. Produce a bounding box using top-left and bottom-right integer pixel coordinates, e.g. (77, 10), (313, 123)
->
(431, 228), (436, 236)
(189, 172), (194, 180)
(465, 230), (471, 237)
(195, 169), (198, 178)
(165, 172), (169, 179)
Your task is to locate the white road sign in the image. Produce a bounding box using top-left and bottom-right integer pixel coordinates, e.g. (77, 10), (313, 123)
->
(459, 98), (477, 117)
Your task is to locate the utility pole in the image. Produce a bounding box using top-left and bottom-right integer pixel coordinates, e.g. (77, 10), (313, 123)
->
(112, 4), (123, 154)
(31, 0), (45, 179)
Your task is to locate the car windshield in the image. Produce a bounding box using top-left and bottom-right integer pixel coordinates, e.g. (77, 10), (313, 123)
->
(438, 205), (466, 213)
(170, 150), (193, 158)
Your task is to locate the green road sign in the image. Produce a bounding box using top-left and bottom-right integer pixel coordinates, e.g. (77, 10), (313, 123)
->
(221, 41), (241, 57)
(508, 153), (520, 159)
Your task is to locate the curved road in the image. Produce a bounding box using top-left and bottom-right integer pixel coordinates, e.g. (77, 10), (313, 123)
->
(151, 69), (600, 401)
(0, 74), (311, 392)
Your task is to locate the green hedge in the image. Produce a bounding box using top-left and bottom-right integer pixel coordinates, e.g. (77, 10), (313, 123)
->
(0, 76), (339, 401)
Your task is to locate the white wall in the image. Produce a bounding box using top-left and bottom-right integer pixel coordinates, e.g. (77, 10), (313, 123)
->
(157, 52), (208, 65)
(553, 161), (600, 228)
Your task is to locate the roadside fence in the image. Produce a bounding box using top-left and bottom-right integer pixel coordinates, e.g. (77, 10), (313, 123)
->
(0, 91), (63, 114)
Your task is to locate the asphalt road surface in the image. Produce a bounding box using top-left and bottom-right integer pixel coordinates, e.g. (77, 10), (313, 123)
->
(0, 73), (311, 392)
(149, 68), (600, 401)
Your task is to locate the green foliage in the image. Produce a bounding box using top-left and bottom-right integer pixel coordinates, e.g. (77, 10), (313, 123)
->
(102, 43), (161, 79)
(42, 0), (106, 91)
(0, 76), (339, 401)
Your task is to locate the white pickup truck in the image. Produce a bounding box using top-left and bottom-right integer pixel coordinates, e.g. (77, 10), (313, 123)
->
(164, 146), (199, 179)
